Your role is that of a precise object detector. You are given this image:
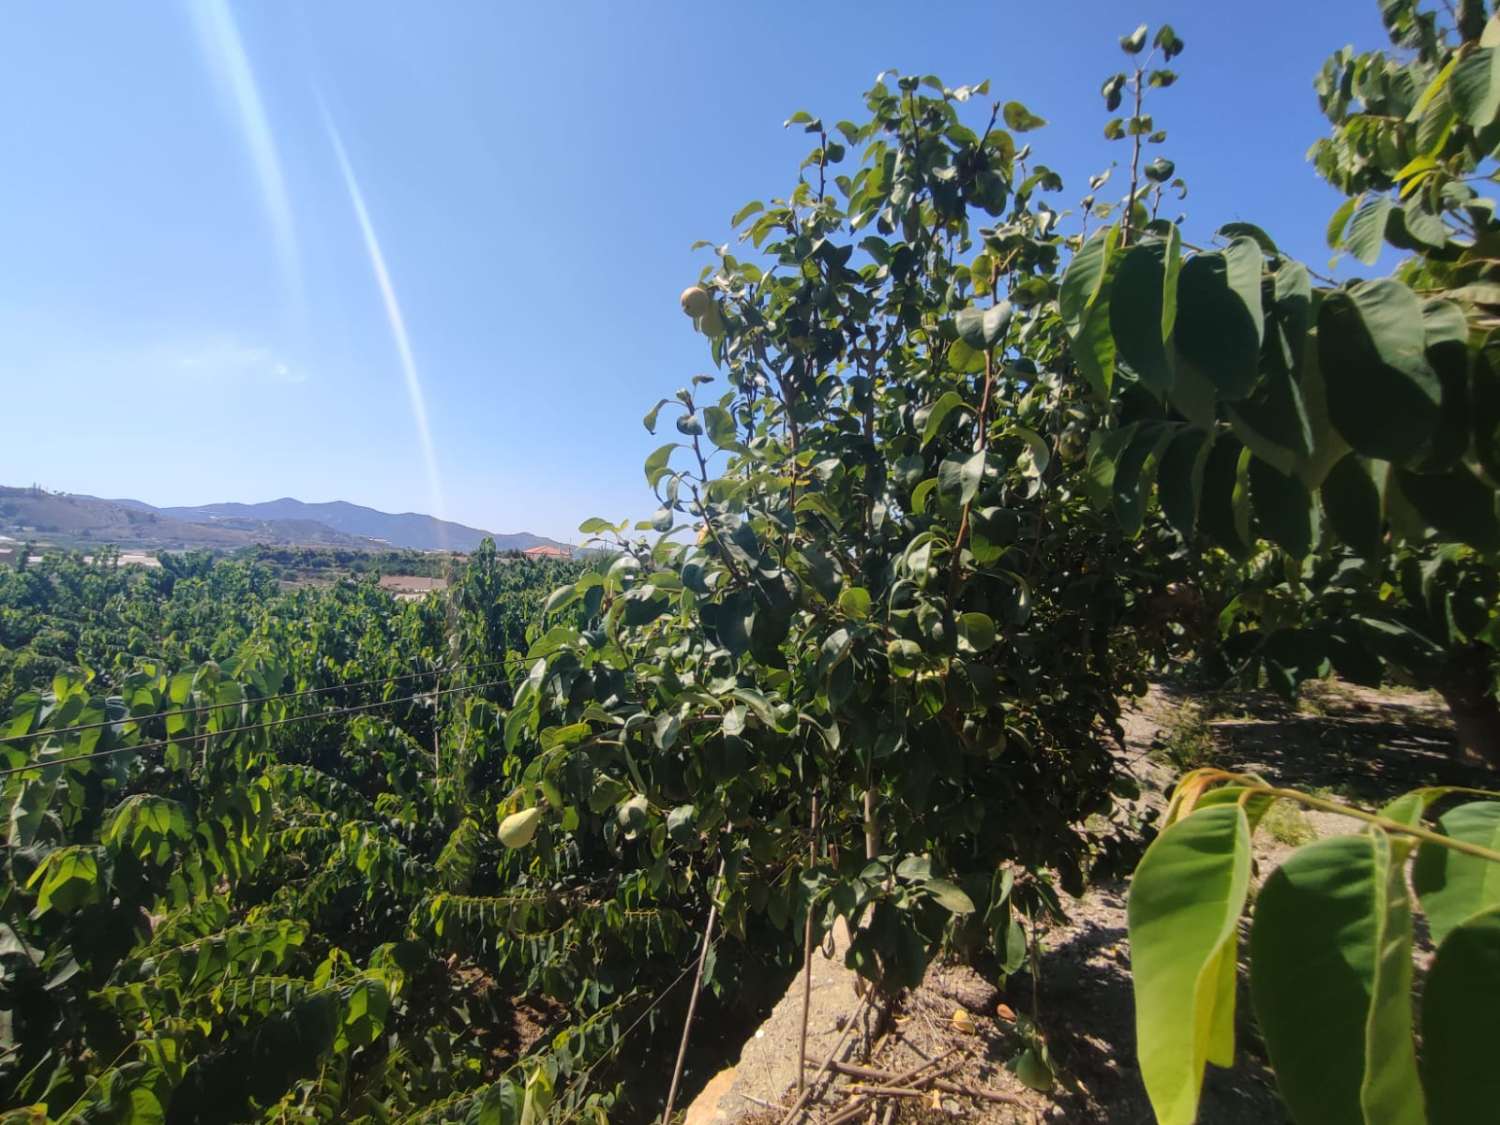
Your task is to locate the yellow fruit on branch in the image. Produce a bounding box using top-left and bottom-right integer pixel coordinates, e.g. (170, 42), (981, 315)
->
(499, 807), (541, 848)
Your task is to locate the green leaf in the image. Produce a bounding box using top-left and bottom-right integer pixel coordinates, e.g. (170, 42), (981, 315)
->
(642, 398), (669, 433)
(1160, 222), (1182, 340)
(1127, 804), (1251, 1125)
(1248, 456), (1317, 558)
(1002, 101), (1046, 131)
(939, 450), (986, 505)
(1158, 428), (1210, 538)
(1060, 227), (1116, 339)
(1120, 23), (1148, 53)
(644, 442), (680, 487)
(1327, 196), (1358, 250)
(1200, 434), (1251, 556)
(703, 405), (740, 450)
(731, 200), (764, 226)
(1395, 465), (1500, 550)
(1113, 423), (1168, 536)
(1249, 832), (1424, 1125)
(666, 804), (696, 840)
(1318, 280), (1442, 463)
(1174, 239), (1263, 402)
(1110, 242), (1174, 392)
(1218, 222), (1280, 255)
(921, 390), (970, 447)
(838, 586), (871, 619)
(1412, 801), (1500, 946)
(1062, 228), (1122, 400)
(1321, 455), (1384, 557)
(954, 301), (1012, 350)
(1144, 156), (1175, 182)
(1344, 194), (1393, 265)
(925, 878), (976, 915)
(1421, 904), (1500, 1125)
(1449, 46), (1500, 126)
(957, 612), (996, 653)
(28, 846), (103, 915)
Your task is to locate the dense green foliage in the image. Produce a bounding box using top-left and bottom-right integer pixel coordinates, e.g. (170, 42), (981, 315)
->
(0, 546), (684, 1124)
(1065, 0), (1500, 763)
(1093, 2), (1500, 1120)
(8, 0), (1500, 1121)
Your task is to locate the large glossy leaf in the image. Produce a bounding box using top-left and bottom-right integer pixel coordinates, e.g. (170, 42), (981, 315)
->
(1062, 228), (1120, 399)
(1318, 281), (1442, 463)
(1395, 465), (1500, 550)
(1412, 801), (1500, 945)
(1199, 433), (1251, 556)
(1344, 194), (1392, 265)
(1060, 228), (1114, 337)
(1113, 423), (1168, 535)
(1418, 298), (1470, 473)
(1321, 454), (1384, 557)
(1449, 45), (1500, 125)
(1109, 242), (1174, 392)
(1127, 804), (1251, 1125)
(1174, 239), (1263, 402)
(1157, 428), (1210, 538)
(1249, 832), (1424, 1125)
(1248, 456), (1317, 558)
(1421, 904), (1500, 1125)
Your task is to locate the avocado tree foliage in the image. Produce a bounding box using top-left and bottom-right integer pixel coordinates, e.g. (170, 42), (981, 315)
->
(1093, 3), (1500, 1121)
(1061, 0), (1500, 762)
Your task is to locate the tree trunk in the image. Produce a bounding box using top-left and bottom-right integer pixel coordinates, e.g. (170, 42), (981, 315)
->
(1436, 645), (1500, 769)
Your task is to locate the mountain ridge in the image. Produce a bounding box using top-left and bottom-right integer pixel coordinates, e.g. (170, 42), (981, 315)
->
(0, 486), (566, 554)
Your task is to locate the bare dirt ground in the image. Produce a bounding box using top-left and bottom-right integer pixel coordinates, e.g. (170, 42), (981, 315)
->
(685, 679), (1494, 1125)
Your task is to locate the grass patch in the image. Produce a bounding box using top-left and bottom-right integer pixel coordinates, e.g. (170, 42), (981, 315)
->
(1150, 704), (1219, 771)
(1261, 798), (1316, 847)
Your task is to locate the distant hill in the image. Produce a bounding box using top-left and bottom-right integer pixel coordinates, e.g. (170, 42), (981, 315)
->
(153, 498), (563, 553)
(0, 487), (567, 554)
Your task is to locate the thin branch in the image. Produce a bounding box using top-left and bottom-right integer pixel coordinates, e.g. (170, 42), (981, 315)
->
(662, 858), (727, 1124)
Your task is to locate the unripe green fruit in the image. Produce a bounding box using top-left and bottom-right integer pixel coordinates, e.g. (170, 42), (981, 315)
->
(680, 286), (712, 318)
(499, 807), (541, 848)
(695, 303), (726, 337)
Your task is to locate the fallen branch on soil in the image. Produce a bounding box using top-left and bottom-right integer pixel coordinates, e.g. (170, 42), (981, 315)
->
(808, 1055), (1025, 1106)
(821, 1050), (962, 1125)
(776, 990), (876, 1125)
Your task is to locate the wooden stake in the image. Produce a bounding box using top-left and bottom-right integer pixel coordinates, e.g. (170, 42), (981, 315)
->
(797, 793), (819, 1092)
(661, 858), (725, 1124)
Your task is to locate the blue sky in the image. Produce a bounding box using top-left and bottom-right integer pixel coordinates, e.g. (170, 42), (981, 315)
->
(0, 1), (1390, 543)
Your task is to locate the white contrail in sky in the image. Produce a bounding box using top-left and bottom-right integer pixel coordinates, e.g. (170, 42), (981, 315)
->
(187, 0), (304, 316)
(318, 100), (448, 533)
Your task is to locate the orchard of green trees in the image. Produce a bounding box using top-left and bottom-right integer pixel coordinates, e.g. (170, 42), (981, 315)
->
(6, 1), (1500, 1122)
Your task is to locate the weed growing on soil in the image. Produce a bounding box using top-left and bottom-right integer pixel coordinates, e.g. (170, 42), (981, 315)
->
(1260, 799), (1316, 847)
(1150, 706), (1218, 771)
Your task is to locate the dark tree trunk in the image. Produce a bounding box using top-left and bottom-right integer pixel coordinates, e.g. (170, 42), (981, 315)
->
(1436, 645), (1500, 769)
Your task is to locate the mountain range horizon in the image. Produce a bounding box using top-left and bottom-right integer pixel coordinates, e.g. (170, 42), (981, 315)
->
(0, 485), (572, 555)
